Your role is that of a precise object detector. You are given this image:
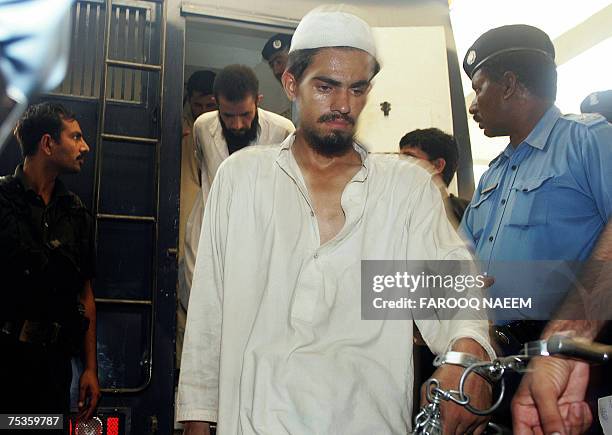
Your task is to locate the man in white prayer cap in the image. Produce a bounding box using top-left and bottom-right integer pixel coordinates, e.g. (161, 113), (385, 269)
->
(177, 6), (495, 435)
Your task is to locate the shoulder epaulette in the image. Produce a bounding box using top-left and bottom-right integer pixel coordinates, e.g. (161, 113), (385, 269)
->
(561, 113), (608, 128)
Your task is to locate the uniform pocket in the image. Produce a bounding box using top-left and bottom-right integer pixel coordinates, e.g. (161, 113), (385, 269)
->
(507, 175), (553, 226)
(466, 183), (499, 240)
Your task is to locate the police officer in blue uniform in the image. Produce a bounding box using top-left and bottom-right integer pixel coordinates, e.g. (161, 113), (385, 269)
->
(461, 24), (612, 335)
(0, 103), (100, 427)
(460, 24), (612, 432)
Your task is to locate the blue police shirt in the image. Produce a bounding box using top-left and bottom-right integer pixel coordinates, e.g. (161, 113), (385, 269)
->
(460, 106), (612, 321)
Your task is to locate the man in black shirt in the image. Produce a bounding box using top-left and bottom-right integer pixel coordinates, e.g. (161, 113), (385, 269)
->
(0, 102), (100, 424)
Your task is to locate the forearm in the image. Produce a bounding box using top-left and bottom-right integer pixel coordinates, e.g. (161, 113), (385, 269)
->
(80, 280), (97, 371)
(544, 222), (612, 340)
(541, 319), (604, 341)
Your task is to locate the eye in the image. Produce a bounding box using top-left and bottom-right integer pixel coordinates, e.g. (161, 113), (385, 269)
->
(317, 84), (332, 93)
(351, 87), (366, 96)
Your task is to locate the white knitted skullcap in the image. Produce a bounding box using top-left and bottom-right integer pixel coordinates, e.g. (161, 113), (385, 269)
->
(289, 4), (377, 59)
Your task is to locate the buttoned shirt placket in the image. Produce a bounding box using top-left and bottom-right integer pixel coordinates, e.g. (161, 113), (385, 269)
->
(274, 141), (368, 324)
(480, 144), (528, 271)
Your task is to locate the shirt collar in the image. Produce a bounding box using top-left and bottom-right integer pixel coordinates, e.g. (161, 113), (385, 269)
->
(522, 105), (561, 151)
(276, 133), (369, 178)
(275, 134), (369, 242)
(13, 164), (70, 199)
(489, 105), (561, 166)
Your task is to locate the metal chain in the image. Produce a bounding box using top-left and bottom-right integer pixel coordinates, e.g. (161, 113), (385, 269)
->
(412, 354), (532, 434)
(413, 336), (611, 434)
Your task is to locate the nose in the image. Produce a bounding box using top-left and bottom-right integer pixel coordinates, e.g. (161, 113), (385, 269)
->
(81, 138), (90, 153)
(468, 99), (477, 115)
(273, 62), (284, 77)
(330, 89), (350, 114)
(229, 117), (247, 131)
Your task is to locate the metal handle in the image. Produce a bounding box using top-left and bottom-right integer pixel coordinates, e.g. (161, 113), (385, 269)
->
(547, 335), (611, 363)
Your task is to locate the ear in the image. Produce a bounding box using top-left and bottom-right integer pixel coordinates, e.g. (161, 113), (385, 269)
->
(257, 94), (264, 104)
(281, 70), (298, 102)
(431, 158), (446, 176)
(40, 134), (54, 156)
(502, 71), (519, 100)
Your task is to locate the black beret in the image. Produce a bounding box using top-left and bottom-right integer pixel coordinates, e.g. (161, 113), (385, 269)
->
(463, 24), (555, 79)
(262, 33), (292, 61)
(581, 90), (612, 122)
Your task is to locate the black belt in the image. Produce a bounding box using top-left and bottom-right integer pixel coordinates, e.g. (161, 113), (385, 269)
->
(1, 320), (62, 346)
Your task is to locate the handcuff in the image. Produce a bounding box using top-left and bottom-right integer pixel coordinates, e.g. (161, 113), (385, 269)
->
(432, 351), (507, 416)
(414, 336), (612, 434)
(433, 351), (502, 384)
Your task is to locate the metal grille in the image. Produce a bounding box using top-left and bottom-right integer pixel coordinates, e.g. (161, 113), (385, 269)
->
(57, 0), (104, 98)
(54, 0), (158, 103)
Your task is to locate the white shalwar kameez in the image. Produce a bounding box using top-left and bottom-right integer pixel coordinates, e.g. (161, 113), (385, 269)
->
(178, 108), (295, 310)
(177, 135), (494, 435)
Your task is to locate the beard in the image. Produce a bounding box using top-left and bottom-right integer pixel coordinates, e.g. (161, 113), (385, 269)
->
(220, 111), (259, 155)
(302, 113), (355, 157)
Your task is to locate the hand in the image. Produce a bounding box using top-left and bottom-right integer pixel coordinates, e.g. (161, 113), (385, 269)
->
(421, 364), (492, 435)
(183, 421), (211, 435)
(77, 368), (101, 421)
(512, 356), (592, 435)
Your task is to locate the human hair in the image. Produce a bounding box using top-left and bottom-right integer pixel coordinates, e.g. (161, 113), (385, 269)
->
(213, 65), (259, 103)
(186, 70), (216, 97)
(480, 51), (557, 101)
(13, 102), (76, 157)
(399, 128), (458, 186)
(286, 47), (381, 83)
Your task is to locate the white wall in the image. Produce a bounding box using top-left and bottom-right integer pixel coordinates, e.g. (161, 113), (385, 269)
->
(357, 27), (452, 153)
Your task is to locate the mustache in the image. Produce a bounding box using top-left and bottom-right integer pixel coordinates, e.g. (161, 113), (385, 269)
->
(229, 128), (249, 135)
(318, 113), (355, 125)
